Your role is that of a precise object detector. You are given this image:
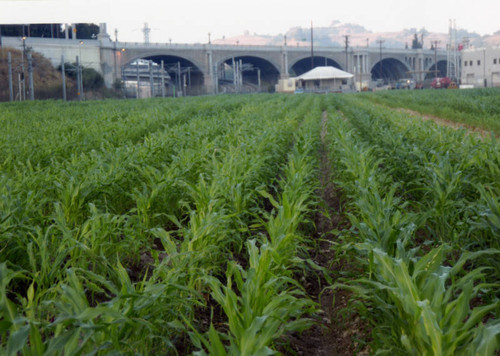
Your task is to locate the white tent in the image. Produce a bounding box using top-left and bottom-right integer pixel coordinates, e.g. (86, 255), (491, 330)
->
(295, 66), (354, 93)
(297, 66), (354, 80)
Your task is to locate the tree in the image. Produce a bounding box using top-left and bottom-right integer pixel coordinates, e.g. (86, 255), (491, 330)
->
(58, 62), (104, 89)
(411, 34), (423, 49)
(74, 24), (99, 40)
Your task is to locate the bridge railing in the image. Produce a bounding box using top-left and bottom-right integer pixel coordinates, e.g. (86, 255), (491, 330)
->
(1, 35), (447, 56)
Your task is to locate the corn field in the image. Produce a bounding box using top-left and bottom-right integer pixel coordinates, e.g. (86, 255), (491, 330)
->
(0, 90), (499, 354)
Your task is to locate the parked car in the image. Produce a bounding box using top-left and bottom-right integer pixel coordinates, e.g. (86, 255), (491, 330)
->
(431, 77), (452, 89)
(395, 78), (416, 90)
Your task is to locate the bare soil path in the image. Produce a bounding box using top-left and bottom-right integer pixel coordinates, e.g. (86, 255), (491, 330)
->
(392, 107), (495, 139)
(285, 111), (369, 355)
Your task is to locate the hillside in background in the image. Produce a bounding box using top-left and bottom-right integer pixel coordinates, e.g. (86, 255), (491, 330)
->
(0, 47), (121, 101)
(0, 47), (74, 101)
(213, 20), (500, 49)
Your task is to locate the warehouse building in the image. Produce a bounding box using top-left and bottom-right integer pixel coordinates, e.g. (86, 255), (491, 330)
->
(461, 46), (500, 87)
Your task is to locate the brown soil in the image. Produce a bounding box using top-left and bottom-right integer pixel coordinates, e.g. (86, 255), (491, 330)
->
(393, 107), (494, 139)
(284, 111), (370, 355)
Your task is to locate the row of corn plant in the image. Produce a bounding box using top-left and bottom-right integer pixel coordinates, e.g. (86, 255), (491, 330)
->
(332, 95), (500, 254)
(324, 98), (499, 354)
(187, 97), (323, 355)
(359, 88), (500, 134)
(0, 94), (315, 353)
(0, 95), (261, 174)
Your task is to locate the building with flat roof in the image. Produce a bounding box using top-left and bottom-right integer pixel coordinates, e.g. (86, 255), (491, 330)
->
(461, 47), (500, 87)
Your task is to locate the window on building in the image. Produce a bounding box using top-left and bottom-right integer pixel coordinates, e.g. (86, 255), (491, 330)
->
(477, 60), (481, 65)
(470, 60), (473, 66)
(464, 61), (468, 66)
(494, 58), (498, 64)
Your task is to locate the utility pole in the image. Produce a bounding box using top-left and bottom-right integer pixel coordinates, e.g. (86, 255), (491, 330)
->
(136, 61), (140, 98)
(7, 52), (13, 101)
(344, 35), (350, 72)
(78, 41), (85, 100)
(310, 21), (314, 69)
(177, 61), (182, 97)
(377, 40), (385, 81)
(61, 55), (66, 101)
(239, 59), (243, 89)
(432, 40), (440, 78)
(21, 36), (26, 100)
(257, 68), (261, 90)
(483, 48), (487, 87)
(149, 60), (154, 97)
(161, 60), (165, 97)
(76, 55), (81, 101)
(232, 58), (237, 88)
(27, 52), (34, 100)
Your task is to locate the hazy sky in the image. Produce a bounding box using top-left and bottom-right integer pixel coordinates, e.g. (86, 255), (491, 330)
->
(1, 0), (499, 43)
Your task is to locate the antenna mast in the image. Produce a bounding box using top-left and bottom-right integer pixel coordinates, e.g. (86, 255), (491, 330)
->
(142, 23), (151, 44)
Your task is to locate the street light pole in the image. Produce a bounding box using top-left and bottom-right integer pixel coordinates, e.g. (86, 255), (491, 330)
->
(21, 36), (26, 100)
(7, 52), (13, 101)
(79, 41), (84, 100)
(27, 51), (34, 100)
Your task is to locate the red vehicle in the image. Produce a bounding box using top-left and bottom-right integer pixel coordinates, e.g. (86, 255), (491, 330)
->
(431, 77), (452, 89)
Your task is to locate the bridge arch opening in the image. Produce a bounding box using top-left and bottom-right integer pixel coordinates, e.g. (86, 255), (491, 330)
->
(371, 58), (410, 82)
(425, 60), (447, 79)
(125, 55), (204, 96)
(218, 56), (280, 93)
(290, 57), (343, 76)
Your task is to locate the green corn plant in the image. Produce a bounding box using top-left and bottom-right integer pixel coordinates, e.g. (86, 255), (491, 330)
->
(470, 185), (500, 249)
(339, 245), (500, 355)
(348, 185), (422, 256)
(189, 241), (315, 355)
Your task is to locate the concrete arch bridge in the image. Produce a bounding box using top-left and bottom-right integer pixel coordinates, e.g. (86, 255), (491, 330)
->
(2, 35), (449, 94)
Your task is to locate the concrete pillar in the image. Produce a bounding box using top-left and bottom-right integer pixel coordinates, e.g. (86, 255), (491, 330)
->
(98, 23), (110, 41)
(204, 51), (215, 94)
(71, 23), (76, 40)
(416, 50), (424, 82)
(281, 51), (289, 78)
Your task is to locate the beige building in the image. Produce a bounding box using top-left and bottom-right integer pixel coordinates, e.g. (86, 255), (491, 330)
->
(461, 47), (500, 87)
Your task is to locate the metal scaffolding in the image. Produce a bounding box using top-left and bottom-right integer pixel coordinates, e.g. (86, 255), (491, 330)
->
(446, 19), (460, 81)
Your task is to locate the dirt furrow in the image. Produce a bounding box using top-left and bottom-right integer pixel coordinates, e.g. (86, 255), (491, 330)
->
(285, 111), (369, 355)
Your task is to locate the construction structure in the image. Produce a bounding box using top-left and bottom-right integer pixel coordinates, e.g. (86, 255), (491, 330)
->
(446, 19), (460, 82)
